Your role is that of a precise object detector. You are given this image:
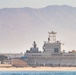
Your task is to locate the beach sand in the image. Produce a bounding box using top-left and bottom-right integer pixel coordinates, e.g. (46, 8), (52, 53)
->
(0, 67), (76, 71)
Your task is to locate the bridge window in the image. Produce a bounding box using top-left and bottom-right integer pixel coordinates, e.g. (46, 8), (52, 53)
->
(54, 48), (59, 53)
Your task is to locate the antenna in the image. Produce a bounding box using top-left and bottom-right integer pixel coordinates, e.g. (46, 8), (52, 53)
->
(33, 41), (37, 48)
(48, 31), (57, 43)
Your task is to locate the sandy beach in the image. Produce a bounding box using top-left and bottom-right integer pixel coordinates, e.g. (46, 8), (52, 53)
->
(0, 67), (76, 71)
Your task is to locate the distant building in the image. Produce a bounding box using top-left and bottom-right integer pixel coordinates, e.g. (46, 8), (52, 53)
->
(10, 58), (27, 67)
(0, 53), (24, 59)
(0, 53), (24, 65)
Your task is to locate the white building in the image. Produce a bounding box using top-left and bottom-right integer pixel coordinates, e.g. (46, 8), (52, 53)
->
(24, 31), (76, 66)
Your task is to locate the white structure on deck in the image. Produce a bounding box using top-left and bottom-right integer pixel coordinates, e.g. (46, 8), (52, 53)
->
(25, 31), (76, 66)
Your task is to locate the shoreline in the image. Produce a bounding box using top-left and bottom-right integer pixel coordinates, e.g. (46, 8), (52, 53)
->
(0, 67), (76, 71)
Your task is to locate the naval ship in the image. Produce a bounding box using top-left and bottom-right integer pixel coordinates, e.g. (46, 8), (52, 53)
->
(24, 31), (76, 66)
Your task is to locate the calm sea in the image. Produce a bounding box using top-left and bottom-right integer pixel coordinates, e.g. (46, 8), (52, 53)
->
(0, 71), (76, 75)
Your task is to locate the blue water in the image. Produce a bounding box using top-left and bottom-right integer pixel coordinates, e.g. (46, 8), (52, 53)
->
(0, 71), (76, 75)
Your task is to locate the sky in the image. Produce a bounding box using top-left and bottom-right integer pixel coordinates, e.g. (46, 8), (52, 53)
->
(0, 0), (76, 8)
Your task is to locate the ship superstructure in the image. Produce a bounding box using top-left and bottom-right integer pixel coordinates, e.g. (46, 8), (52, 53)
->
(24, 31), (76, 66)
(43, 31), (61, 54)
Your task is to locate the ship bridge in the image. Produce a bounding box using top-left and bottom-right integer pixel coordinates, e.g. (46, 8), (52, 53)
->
(43, 31), (61, 54)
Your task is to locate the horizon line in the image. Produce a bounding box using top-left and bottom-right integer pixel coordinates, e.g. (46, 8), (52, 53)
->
(0, 4), (76, 9)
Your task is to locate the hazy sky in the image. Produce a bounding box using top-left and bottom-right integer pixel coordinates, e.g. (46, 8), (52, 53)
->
(0, 0), (76, 8)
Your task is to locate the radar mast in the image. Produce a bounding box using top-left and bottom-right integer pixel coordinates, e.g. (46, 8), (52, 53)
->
(48, 31), (57, 43)
(33, 41), (37, 48)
